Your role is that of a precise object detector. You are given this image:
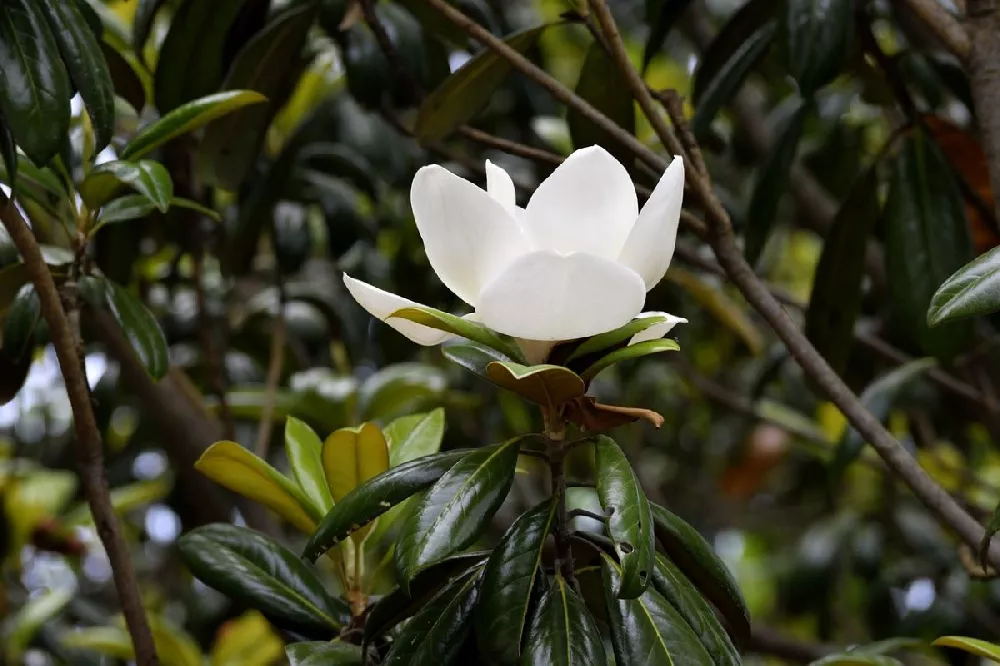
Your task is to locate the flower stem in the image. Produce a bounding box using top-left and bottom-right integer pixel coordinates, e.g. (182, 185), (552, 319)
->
(544, 409), (576, 587)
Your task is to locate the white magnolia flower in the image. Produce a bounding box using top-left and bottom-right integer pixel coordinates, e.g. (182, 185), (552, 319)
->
(342, 146), (687, 364)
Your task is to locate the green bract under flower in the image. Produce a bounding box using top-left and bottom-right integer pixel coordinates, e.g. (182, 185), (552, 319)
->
(342, 145), (687, 364)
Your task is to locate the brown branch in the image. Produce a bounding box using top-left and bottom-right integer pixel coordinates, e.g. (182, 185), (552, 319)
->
(901, 0), (971, 60)
(967, 0), (1000, 221)
(419, 0), (1000, 567)
(0, 196), (159, 665)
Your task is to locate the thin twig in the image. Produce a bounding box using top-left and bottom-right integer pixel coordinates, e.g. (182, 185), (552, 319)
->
(568, 508), (607, 523)
(0, 195), (159, 665)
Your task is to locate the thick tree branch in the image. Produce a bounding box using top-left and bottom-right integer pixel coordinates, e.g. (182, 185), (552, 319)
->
(0, 197), (159, 665)
(420, 0), (1000, 568)
(967, 0), (1000, 221)
(902, 0), (971, 60)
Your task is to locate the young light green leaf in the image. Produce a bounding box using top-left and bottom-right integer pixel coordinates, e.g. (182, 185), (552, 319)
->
(579, 338), (680, 383)
(385, 408), (446, 466)
(302, 449), (471, 562)
(2, 587), (73, 662)
(928, 243), (1000, 325)
(285, 416), (333, 516)
(932, 636), (1000, 662)
(121, 90), (268, 160)
(395, 439), (520, 588)
(522, 574), (608, 666)
(595, 436), (655, 599)
(286, 641), (363, 666)
(415, 25), (548, 142)
(475, 498), (558, 665)
(0, 0), (72, 165)
(178, 524), (348, 638)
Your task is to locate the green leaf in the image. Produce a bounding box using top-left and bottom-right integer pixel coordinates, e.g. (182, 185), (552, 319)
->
(928, 243), (1000, 325)
(566, 315), (670, 363)
(0, 263), (32, 318)
(3, 285), (39, 360)
(42, 0), (116, 149)
(356, 362), (449, 422)
(485, 361), (586, 409)
(781, 0), (853, 95)
(602, 554), (714, 666)
(2, 587), (74, 661)
(650, 502), (750, 647)
(121, 90), (267, 160)
(363, 552), (489, 652)
(579, 338), (680, 383)
(643, 0), (696, 72)
(395, 439), (520, 588)
(745, 98), (812, 265)
(932, 636), (1000, 662)
(389, 305), (524, 361)
(830, 358), (936, 479)
(691, 0), (775, 138)
(197, 3), (316, 190)
(285, 416), (334, 516)
(383, 566), (484, 666)
(0, 0), (72, 165)
(808, 656), (901, 666)
(153, 0), (251, 113)
(522, 574), (608, 666)
(195, 440), (321, 533)
(91, 194), (220, 232)
(595, 436), (655, 599)
(285, 641), (363, 666)
(0, 114), (16, 188)
(133, 0), (169, 55)
(805, 168), (879, 377)
(415, 24), (547, 142)
(651, 554), (741, 666)
(568, 40), (635, 167)
(885, 129), (974, 360)
(179, 524), (347, 638)
(302, 449), (471, 562)
(99, 38), (148, 113)
(475, 498), (557, 665)
(80, 275), (169, 379)
(442, 342), (516, 381)
(80, 159), (173, 210)
(385, 408), (446, 466)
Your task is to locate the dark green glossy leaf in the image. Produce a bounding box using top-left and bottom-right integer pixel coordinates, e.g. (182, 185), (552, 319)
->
(651, 554), (741, 666)
(885, 129), (974, 359)
(485, 361), (585, 408)
(475, 498), (558, 664)
(650, 503), (750, 647)
(389, 305), (524, 361)
(99, 39), (146, 113)
(0, 263), (31, 319)
(602, 554), (714, 666)
(395, 439), (520, 588)
(3, 284), (39, 360)
(285, 641), (363, 666)
(567, 315), (670, 363)
(121, 90), (267, 160)
(178, 524), (347, 638)
(415, 25), (547, 142)
(383, 565), (484, 666)
(568, 40), (635, 167)
(830, 358), (936, 480)
(595, 436), (654, 599)
(80, 275), (169, 379)
(133, 0), (169, 55)
(0, 114), (16, 189)
(154, 0), (249, 113)
(442, 342), (515, 382)
(781, 0), (853, 95)
(805, 168), (878, 377)
(302, 449), (471, 562)
(0, 0), (71, 165)
(80, 159), (173, 211)
(691, 0), (775, 138)
(92, 194), (219, 232)
(522, 574), (608, 666)
(745, 98), (812, 265)
(363, 552), (490, 652)
(580, 338), (680, 383)
(643, 0), (695, 72)
(928, 243), (1000, 325)
(42, 0), (116, 149)
(197, 3), (316, 190)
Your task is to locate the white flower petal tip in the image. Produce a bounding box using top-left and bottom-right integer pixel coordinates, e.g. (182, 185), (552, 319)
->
(410, 165), (531, 306)
(485, 159), (517, 218)
(477, 250), (645, 341)
(618, 155), (685, 290)
(628, 312), (688, 346)
(523, 145), (638, 259)
(342, 274), (451, 346)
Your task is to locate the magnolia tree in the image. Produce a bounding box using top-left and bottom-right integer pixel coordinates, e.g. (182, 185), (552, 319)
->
(6, 0), (1000, 665)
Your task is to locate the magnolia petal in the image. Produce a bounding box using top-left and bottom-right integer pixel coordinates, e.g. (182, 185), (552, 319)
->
(477, 250), (645, 341)
(628, 311), (688, 345)
(515, 338), (560, 365)
(411, 165), (532, 306)
(522, 146), (638, 259)
(618, 156), (684, 290)
(486, 159), (517, 218)
(343, 274), (451, 346)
